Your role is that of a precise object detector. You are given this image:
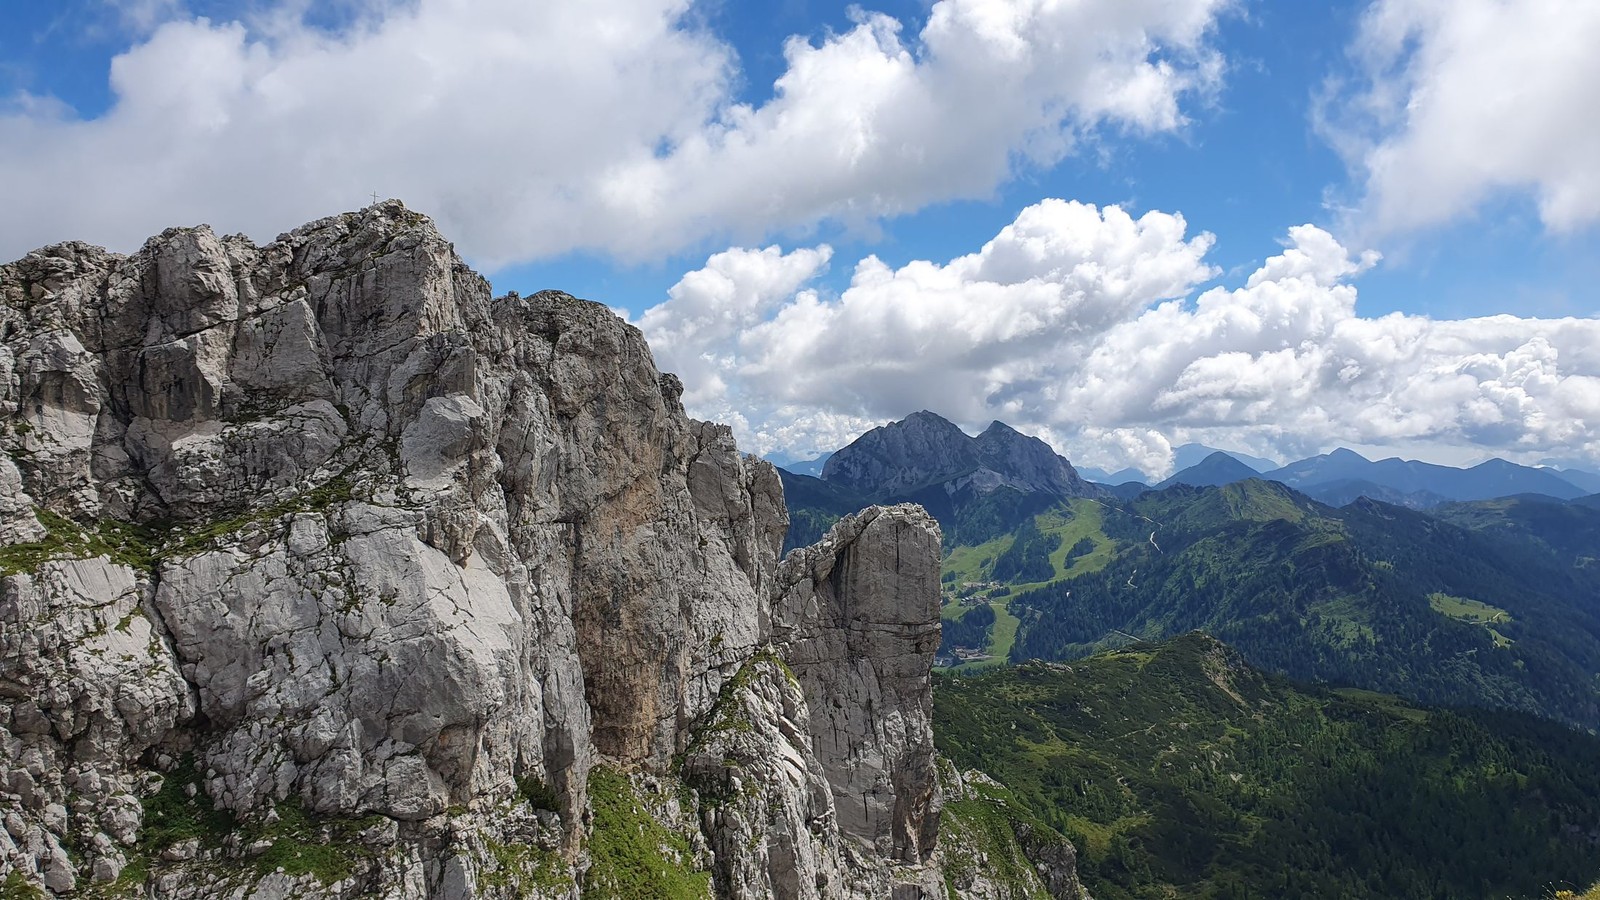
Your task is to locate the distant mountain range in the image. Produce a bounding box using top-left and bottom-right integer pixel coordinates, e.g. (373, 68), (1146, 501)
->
(1153, 446), (1594, 507)
(774, 411), (1600, 732)
(772, 412), (1600, 899)
(768, 451), (831, 477)
(776, 415), (1598, 510)
(1077, 442), (1277, 483)
(1011, 480), (1600, 731)
(1552, 467), (1600, 493)
(1155, 450), (1259, 488)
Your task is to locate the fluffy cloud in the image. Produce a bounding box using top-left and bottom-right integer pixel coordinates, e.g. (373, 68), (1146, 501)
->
(640, 201), (1600, 474)
(638, 243), (833, 412)
(0, 0), (1229, 265)
(1326, 0), (1600, 236)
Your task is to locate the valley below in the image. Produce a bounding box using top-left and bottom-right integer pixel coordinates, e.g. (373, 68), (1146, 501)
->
(785, 408), (1600, 899)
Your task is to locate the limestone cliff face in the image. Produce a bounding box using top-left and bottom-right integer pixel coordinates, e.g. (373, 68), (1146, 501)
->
(0, 203), (1044, 898)
(770, 507), (943, 866)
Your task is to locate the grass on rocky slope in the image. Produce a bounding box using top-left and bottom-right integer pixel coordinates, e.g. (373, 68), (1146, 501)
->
(0, 509), (160, 576)
(0, 872), (45, 900)
(583, 767), (711, 900)
(938, 760), (1066, 900)
(0, 477), (354, 578)
(107, 754), (382, 892)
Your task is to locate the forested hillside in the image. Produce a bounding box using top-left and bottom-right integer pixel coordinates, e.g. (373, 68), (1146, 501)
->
(935, 634), (1600, 900)
(1008, 481), (1600, 729)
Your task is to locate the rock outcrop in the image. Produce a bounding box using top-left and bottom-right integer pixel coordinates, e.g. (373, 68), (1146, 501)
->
(771, 507), (942, 866)
(0, 203), (1080, 898)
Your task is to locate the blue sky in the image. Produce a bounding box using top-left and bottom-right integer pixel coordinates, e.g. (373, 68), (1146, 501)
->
(3, 0), (1598, 474)
(509, 0), (1595, 322)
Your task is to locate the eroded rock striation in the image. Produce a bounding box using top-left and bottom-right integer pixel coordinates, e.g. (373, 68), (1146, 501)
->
(0, 203), (1079, 898)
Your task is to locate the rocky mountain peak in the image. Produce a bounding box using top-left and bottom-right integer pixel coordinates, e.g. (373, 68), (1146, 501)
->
(819, 409), (980, 496)
(820, 411), (1106, 503)
(0, 205), (1048, 898)
(1158, 451), (1262, 489)
(973, 419), (1096, 497)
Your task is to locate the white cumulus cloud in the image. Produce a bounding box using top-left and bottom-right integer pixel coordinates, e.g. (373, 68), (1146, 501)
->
(1326, 0), (1600, 237)
(0, 0), (1230, 266)
(640, 201), (1600, 474)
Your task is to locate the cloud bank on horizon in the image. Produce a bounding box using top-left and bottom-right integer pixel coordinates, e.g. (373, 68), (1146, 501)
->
(638, 202), (1600, 476)
(3, 0), (1599, 473)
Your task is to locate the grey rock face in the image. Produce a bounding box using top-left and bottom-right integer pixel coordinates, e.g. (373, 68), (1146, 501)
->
(0, 203), (1074, 898)
(681, 654), (857, 900)
(972, 420), (1102, 499)
(771, 505), (943, 864)
(820, 411), (982, 497)
(819, 411), (1107, 503)
(678, 505), (950, 899)
(0, 203), (781, 895)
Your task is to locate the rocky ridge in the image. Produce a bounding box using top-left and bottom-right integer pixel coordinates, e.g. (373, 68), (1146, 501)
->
(819, 412), (1106, 504)
(0, 203), (1081, 898)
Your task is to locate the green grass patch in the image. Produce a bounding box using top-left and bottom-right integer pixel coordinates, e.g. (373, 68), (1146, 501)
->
(0, 477), (354, 578)
(1212, 480), (1311, 523)
(1428, 593), (1514, 646)
(944, 500), (1118, 597)
(949, 601), (1023, 671)
(1038, 501), (1118, 580)
(1330, 688), (1429, 723)
(163, 476), (352, 558)
(941, 798), (1052, 899)
(0, 872), (45, 900)
(583, 767), (711, 900)
(1428, 592), (1511, 625)
(940, 500), (1120, 668)
(481, 838), (569, 893)
(944, 533), (1013, 585)
(139, 755), (238, 852)
(0, 509), (161, 576)
(248, 798), (377, 884)
(136, 756), (379, 888)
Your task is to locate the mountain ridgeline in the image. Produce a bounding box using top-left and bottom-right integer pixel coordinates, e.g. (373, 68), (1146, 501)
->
(1161, 446), (1595, 509)
(780, 412), (1600, 734)
(780, 411), (1108, 552)
(1011, 480), (1600, 730)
